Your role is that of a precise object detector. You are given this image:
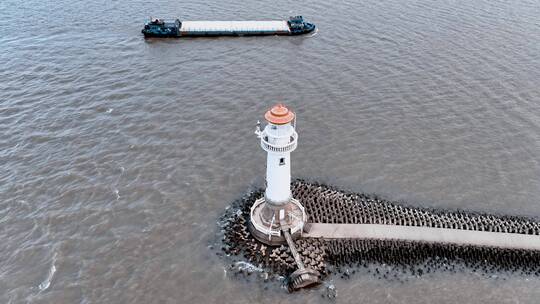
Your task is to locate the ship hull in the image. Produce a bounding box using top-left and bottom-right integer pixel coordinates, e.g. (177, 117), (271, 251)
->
(142, 19), (315, 38)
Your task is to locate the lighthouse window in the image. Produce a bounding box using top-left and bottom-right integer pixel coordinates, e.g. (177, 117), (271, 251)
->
(279, 158), (285, 166)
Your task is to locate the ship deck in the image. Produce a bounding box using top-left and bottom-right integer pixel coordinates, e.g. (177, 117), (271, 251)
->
(180, 20), (290, 34)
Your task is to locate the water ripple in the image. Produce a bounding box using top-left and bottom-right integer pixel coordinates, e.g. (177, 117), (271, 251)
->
(1, 0), (540, 302)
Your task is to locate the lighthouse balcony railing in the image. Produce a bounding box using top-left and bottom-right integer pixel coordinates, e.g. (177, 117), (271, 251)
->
(260, 131), (298, 153)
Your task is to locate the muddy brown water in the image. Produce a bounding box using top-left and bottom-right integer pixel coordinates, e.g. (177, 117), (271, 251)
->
(1, 0), (540, 302)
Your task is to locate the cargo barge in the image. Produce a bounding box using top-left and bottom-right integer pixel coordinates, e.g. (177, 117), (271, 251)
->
(141, 16), (315, 38)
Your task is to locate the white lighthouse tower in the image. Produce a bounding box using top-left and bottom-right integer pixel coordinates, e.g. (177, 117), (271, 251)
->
(249, 104), (307, 245)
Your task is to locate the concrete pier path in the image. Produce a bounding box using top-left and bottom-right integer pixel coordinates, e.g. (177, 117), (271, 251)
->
(304, 223), (540, 251)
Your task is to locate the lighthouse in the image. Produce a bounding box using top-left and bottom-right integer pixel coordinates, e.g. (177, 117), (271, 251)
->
(249, 104), (307, 245)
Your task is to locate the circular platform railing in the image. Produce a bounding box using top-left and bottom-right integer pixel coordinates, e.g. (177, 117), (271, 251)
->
(260, 132), (298, 153)
(250, 198), (282, 239)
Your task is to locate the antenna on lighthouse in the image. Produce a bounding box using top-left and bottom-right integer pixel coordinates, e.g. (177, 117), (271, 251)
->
(248, 104), (307, 245)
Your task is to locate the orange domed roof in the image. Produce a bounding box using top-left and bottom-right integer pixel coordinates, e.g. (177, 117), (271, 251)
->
(264, 104), (295, 125)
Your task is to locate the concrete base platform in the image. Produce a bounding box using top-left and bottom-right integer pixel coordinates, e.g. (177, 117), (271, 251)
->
(249, 197), (306, 245)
